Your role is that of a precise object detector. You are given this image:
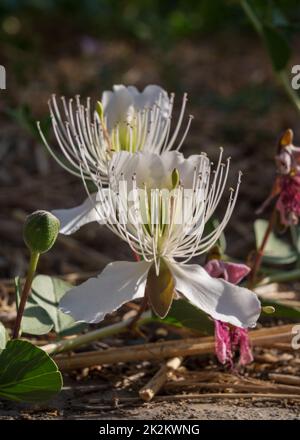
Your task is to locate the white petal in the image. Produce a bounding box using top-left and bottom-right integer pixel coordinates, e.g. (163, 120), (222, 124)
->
(161, 151), (210, 189)
(110, 151), (210, 191)
(102, 85), (134, 131)
(102, 85), (170, 133)
(167, 262), (261, 328)
(110, 151), (167, 189)
(137, 85), (170, 117)
(59, 261), (152, 323)
(52, 193), (104, 235)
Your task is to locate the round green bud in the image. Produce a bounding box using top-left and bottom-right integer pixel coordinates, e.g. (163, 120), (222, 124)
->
(23, 210), (60, 254)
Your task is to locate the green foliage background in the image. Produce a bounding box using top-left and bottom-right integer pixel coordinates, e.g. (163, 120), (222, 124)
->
(1, 0), (300, 47)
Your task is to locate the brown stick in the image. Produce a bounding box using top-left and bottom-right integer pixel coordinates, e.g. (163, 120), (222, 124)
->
(54, 324), (294, 371)
(81, 393), (300, 405)
(249, 208), (277, 287)
(139, 357), (182, 401)
(263, 342), (297, 352)
(269, 374), (300, 386)
(165, 380), (300, 395)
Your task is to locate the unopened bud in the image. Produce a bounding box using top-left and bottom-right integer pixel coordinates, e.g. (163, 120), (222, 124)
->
(23, 210), (60, 254)
(262, 305), (275, 314)
(171, 168), (180, 189)
(96, 101), (104, 121)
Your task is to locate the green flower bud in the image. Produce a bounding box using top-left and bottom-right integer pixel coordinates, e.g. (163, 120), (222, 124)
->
(262, 305), (275, 314)
(171, 168), (180, 189)
(23, 210), (60, 254)
(96, 101), (104, 121)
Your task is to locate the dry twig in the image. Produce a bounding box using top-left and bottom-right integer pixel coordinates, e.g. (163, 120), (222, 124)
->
(139, 357), (182, 401)
(54, 324), (294, 371)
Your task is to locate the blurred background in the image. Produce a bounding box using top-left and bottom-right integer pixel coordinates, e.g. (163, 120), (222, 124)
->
(1, 0), (300, 279)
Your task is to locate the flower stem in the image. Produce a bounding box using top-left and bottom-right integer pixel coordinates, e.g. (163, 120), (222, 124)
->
(41, 312), (152, 355)
(240, 0), (262, 35)
(277, 71), (300, 113)
(258, 268), (300, 285)
(249, 208), (276, 287)
(241, 0), (300, 114)
(12, 251), (40, 339)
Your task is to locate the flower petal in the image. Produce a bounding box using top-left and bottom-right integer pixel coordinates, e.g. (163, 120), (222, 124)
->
(59, 260), (152, 323)
(102, 85), (170, 134)
(110, 150), (209, 191)
(204, 260), (250, 285)
(52, 193), (104, 235)
(225, 262), (251, 285)
(146, 260), (175, 319)
(102, 85), (134, 131)
(214, 320), (232, 365)
(136, 85), (170, 117)
(237, 328), (254, 365)
(167, 262), (261, 328)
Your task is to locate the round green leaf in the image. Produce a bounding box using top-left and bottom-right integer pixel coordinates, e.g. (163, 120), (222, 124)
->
(0, 340), (62, 403)
(31, 275), (86, 335)
(15, 277), (53, 336)
(22, 302), (54, 336)
(254, 219), (297, 265)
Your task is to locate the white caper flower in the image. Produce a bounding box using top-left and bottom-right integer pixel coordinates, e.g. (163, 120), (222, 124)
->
(59, 150), (261, 327)
(38, 85), (192, 183)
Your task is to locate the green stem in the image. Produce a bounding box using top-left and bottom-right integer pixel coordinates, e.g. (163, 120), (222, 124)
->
(277, 70), (300, 113)
(241, 0), (262, 35)
(241, 0), (300, 114)
(258, 268), (300, 285)
(12, 251), (40, 339)
(41, 312), (152, 356)
(248, 208), (276, 287)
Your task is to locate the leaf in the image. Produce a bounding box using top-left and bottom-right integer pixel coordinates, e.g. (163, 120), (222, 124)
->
(291, 224), (300, 254)
(0, 322), (8, 350)
(261, 299), (300, 320)
(160, 298), (214, 335)
(15, 277), (54, 336)
(0, 340), (62, 403)
(262, 24), (291, 71)
(254, 219), (297, 265)
(31, 275), (86, 335)
(22, 302), (54, 336)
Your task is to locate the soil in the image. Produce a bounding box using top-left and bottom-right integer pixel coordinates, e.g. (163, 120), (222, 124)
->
(1, 382), (300, 420)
